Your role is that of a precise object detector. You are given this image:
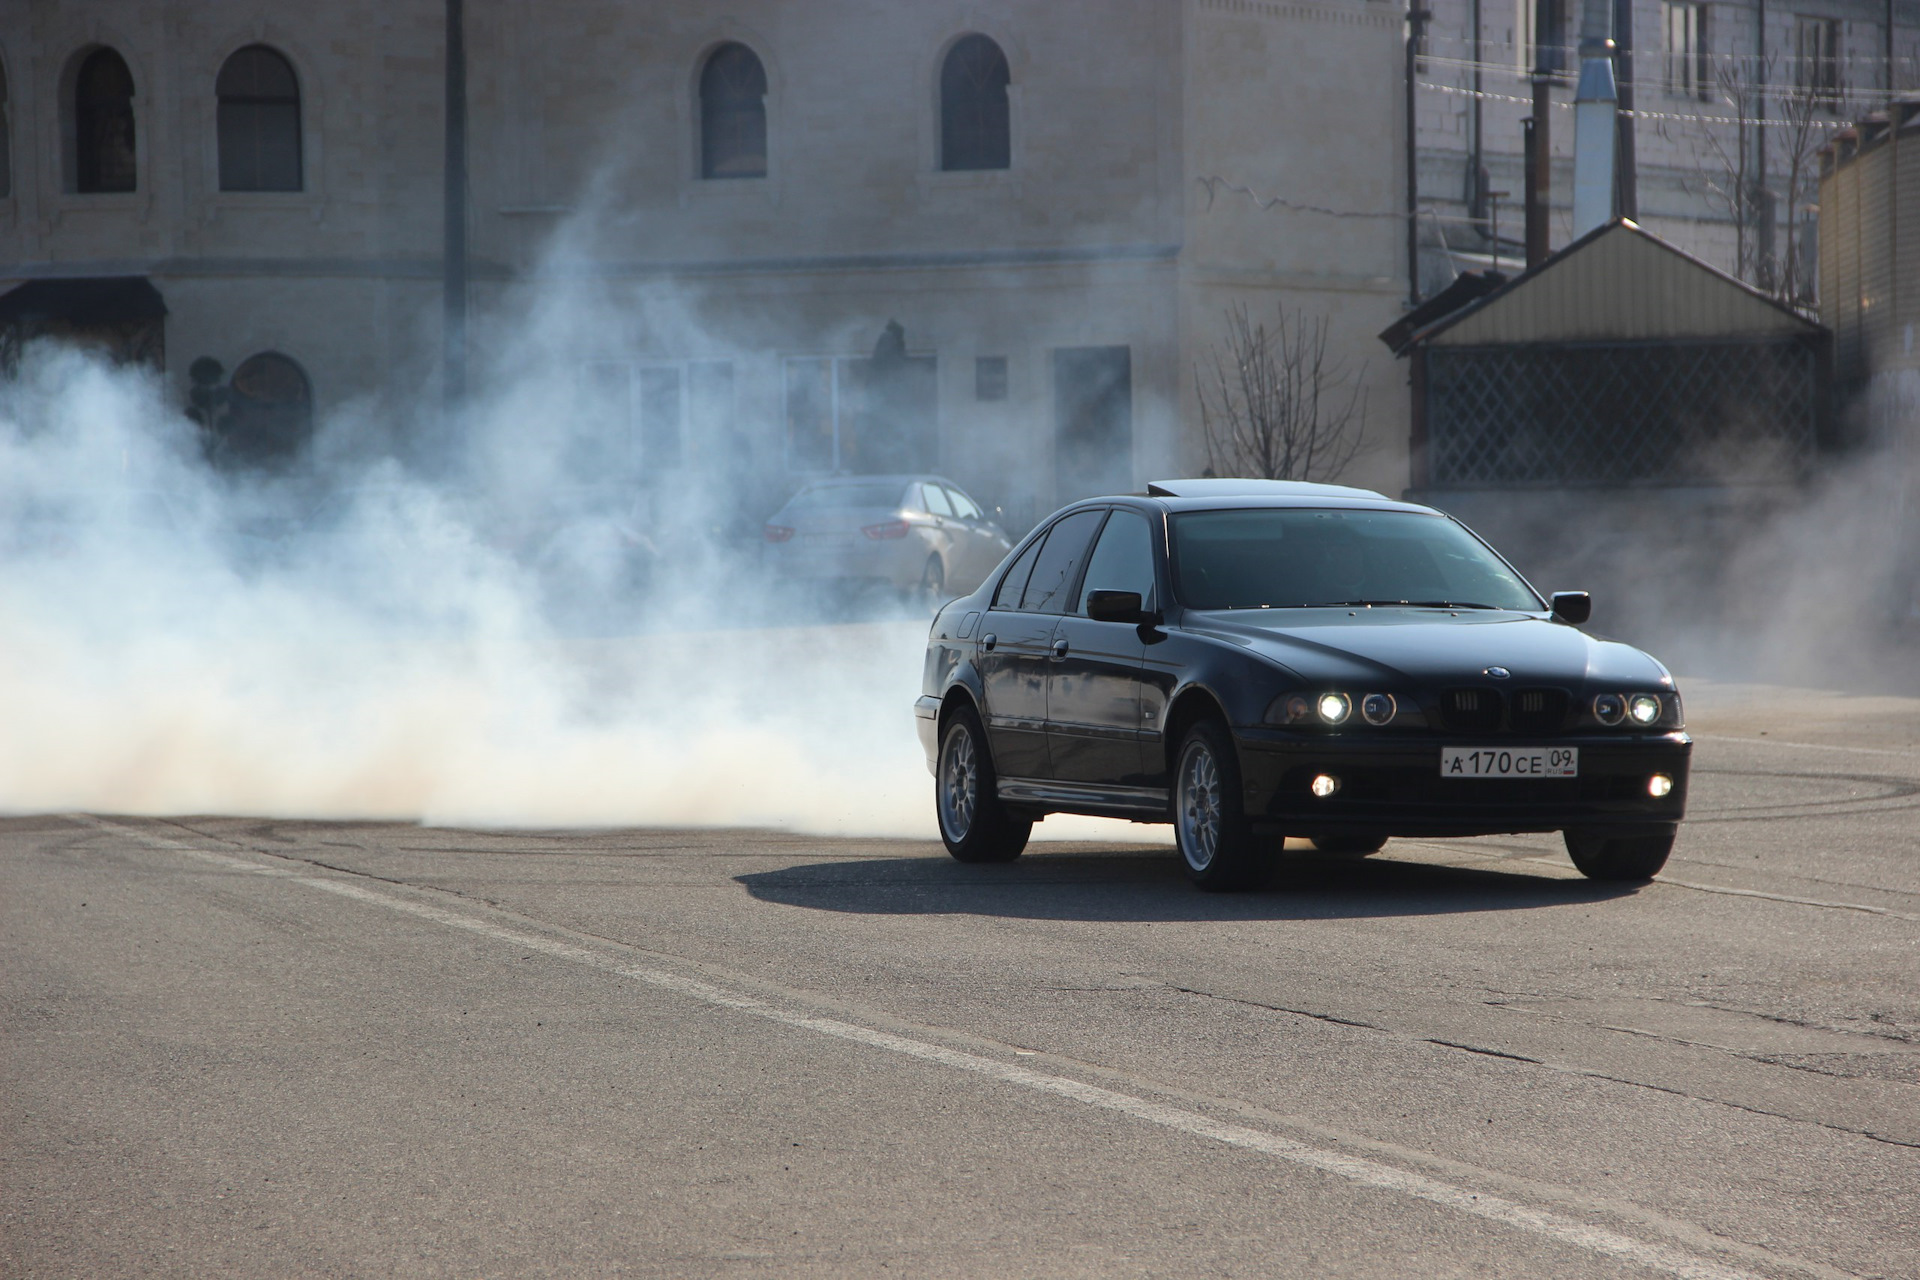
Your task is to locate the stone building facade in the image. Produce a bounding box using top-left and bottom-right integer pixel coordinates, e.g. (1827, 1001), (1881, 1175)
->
(0, 0), (1418, 526)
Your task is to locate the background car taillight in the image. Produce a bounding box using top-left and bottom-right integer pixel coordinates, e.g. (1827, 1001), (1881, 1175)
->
(763, 524), (795, 543)
(862, 520), (911, 540)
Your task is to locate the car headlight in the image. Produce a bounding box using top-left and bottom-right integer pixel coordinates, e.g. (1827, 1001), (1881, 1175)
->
(1317, 692), (1351, 725)
(1264, 694), (1313, 725)
(1627, 693), (1663, 725)
(1360, 693), (1397, 726)
(1592, 693), (1626, 726)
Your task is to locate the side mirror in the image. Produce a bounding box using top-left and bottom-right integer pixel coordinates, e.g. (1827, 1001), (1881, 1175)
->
(1550, 591), (1592, 625)
(1087, 589), (1148, 624)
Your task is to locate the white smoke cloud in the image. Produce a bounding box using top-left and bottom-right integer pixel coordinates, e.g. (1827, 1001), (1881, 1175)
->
(0, 335), (1158, 843)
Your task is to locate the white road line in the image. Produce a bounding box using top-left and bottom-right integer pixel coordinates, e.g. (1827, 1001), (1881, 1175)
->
(1696, 734), (1920, 761)
(1656, 878), (1920, 922)
(77, 816), (1822, 1280)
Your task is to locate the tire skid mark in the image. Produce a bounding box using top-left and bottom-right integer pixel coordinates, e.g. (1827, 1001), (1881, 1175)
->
(66, 813), (1861, 1280)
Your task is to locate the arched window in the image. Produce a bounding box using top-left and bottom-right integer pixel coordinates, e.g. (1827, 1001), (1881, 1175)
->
(222, 352), (313, 468)
(75, 48), (137, 193)
(699, 43), (767, 180)
(217, 45), (302, 191)
(939, 35), (1009, 172)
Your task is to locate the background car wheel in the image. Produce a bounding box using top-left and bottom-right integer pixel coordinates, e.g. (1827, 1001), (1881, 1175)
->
(911, 555), (946, 611)
(1564, 827), (1675, 881)
(1308, 834), (1388, 856)
(936, 705), (1031, 863)
(1173, 719), (1275, 892)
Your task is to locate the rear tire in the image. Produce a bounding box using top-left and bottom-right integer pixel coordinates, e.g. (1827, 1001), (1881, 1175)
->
(908, 555), (946, 613)
(1564, 828), (1675, 881)
(1172, 720), (1275, 891)
(936, 705), (1031, 863)
(1309, 834), (1388, 856)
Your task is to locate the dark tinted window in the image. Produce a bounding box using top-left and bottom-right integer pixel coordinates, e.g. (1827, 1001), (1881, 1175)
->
(217, 45), (301, 191)
(1076, 509), (1155, 613)
(992, 536), (1044, 608)
(1020, 509), (1104, 613)
(700, 43), (767, 179)
(1169, 508), (1541, 611)
(75, 48), (136, 193)
(939, 34), (1009, 171)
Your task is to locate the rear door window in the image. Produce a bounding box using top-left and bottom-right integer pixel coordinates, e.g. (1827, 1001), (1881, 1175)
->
(1019, 509), (1106, 614)
(992, 536), (1045, 609)
(946, 487), (984, 520)
(920, 484), (955, 517)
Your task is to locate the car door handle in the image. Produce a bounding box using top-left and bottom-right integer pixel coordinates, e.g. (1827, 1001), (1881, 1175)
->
(1051, 638), (1070, 660)
(980, 633), (996, 652)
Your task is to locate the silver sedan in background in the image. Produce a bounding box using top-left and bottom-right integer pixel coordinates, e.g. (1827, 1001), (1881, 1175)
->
(763, 475), (1012, 600)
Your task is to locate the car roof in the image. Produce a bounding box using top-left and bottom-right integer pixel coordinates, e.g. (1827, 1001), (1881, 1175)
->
(1145, 478), (1388, 501)
(796, 474), (949, 487)
(1064, 479), (1436, 517)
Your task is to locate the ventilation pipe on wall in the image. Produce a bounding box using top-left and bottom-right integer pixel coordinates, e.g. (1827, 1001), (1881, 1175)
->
(1571, 0), (1618, 238)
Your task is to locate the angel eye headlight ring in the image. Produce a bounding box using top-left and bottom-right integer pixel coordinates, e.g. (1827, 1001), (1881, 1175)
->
(1360, 693), (1397, 726)
(1627, 693), (1663, 725)
(1317, 692), (1352, 725)
(1592, 693), (1626, 726)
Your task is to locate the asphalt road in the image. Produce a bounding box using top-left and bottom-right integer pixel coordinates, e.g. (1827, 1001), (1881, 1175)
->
(4, 682), (1917, 1278)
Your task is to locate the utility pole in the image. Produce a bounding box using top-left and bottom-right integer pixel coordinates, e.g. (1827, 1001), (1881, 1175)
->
(444, 0), (468, 431)
(1614, 0), (1637, 219)
(1526, 0), (1555, 266)
(1407, 4), (1431, 304)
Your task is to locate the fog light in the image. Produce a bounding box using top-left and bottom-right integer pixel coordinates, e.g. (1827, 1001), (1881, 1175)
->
(1317, 693), (1351, 725)
(1311, 774), (1340, 798)
(1648, 773), (1674, 798)
(1360, 693), (1397, 726)
(1592, 693), (1626, 725)
(1628, 693), (1663, 725)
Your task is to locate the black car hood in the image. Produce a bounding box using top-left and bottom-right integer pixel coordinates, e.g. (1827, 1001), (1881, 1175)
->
(1180, 608), (1672, 689)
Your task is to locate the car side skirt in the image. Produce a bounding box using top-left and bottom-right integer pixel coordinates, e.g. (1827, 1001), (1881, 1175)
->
(996, 777), (1169, 819)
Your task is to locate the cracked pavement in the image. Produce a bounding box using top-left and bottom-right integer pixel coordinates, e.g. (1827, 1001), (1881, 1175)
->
(3, 680), (1916, 1277)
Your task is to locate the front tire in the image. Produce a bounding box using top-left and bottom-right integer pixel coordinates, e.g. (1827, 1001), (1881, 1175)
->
(936, 705), (1031, 863)
(1173, 720), (1275, 891)
(1564, 827), (1675, 881)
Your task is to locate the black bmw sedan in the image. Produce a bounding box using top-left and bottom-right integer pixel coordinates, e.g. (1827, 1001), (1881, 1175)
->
(914, 479), (1690, 891)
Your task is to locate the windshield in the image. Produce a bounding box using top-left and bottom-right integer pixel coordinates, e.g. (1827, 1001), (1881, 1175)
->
(784, 482), (908, 512)
(1169, 508), (1541, 611)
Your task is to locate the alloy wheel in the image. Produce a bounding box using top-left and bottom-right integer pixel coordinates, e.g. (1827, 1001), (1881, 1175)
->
(939, 722), (979, 842)
(1178, 741), (1222, 871)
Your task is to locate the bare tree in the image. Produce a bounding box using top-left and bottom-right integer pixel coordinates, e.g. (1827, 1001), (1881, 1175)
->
(1688, 50), (1841, 307)
(1195, 305), (1368, 482)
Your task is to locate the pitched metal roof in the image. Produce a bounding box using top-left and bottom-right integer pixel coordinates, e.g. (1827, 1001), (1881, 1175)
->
(1388, 220), (1822, 351)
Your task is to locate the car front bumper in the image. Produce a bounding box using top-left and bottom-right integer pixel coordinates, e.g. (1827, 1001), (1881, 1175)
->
(1233, 728), (1691, 838)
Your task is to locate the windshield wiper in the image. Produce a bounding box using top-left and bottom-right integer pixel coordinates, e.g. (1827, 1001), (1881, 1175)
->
(1299, 599), (1507, 610)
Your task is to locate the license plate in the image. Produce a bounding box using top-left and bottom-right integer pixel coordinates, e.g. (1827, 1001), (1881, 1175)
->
(1440, 746), (1578, 778)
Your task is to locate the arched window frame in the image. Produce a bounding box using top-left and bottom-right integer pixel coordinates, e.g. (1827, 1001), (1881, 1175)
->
(697, 41), (769, 181)
(937, 33), (1012, 173)
(216, 44), (303, 192)
(217, 350), (315, 470)
(67, 45), (139, 194)
(203, 32), (321, 203)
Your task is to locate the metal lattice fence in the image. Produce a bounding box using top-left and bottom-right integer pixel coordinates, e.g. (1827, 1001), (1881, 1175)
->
(1425, 340), (1818, 487)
